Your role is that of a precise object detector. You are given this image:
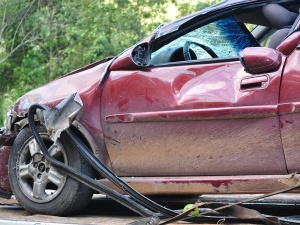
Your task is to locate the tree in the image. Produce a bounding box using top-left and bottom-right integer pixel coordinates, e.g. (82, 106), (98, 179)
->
(0, 0), (68, 123)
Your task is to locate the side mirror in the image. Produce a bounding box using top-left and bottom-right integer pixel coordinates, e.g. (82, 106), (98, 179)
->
(240, 47), (282, 74)
(131, 43), (150, 66)
(110, 43), (150, 71)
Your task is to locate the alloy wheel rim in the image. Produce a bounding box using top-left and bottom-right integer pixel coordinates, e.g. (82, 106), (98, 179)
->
(17, 136), (68, 203)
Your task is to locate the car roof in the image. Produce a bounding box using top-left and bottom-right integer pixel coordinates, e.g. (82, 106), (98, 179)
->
(153, 0), (300, 40)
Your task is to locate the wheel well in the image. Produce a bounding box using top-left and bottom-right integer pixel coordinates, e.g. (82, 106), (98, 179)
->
(69, 126), (100, 180)
(12, 116), (100, 180)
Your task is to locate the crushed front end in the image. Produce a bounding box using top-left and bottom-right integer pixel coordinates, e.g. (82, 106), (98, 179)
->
(0, 111), (17, 198)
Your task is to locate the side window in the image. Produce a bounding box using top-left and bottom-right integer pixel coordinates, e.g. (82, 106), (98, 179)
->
(258, 28), (277, 47)
(248, 25), (277, 47)
(151, 16), (259, 65)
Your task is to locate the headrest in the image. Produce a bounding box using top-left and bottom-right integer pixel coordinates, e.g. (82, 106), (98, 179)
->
(262, 3), (298, 29)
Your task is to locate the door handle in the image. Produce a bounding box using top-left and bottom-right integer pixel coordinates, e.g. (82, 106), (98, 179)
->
(240, 75), (269, 90)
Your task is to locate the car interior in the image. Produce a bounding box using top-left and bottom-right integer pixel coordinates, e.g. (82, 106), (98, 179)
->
(237, 3), (299, 48)
(150, 2), (300, 65)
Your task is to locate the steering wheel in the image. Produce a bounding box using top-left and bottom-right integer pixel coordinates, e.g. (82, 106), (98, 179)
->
(183, 41), (218, 60)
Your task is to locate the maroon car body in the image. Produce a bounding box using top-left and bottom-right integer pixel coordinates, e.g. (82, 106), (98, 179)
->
(1, 0), (300, 211)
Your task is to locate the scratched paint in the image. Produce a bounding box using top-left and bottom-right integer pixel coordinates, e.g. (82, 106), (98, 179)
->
(101, 59), (286, 177)
(99, 175), (300, 195)
(102, 118), (286, 176)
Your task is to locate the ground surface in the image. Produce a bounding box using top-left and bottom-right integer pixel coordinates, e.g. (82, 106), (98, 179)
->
(0, 195), (139, 225)
(0, 195), (202, 225)
(1, 194), (300, 225)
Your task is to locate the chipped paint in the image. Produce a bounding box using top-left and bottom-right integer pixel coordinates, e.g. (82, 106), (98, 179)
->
(99, 175), (300, 195)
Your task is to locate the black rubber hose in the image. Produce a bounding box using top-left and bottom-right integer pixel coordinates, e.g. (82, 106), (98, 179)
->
(66, 128), (176, 217)
(28, 104), (155, 217)
(28, 104), (243, 224)
(62, 130), (267, 224)
(65, 122), (278, 225)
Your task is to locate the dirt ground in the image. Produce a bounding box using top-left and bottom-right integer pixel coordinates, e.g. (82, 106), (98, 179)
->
(0, 195), (202, 225)
(0, 196), (139, 224)
(1, 194), (300, 225)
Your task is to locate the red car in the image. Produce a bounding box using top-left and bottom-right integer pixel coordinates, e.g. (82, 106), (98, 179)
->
(1, 0), (300, 216)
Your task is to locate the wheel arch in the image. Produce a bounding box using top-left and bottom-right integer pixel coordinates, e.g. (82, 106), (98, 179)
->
(8, 124), (94, 215)
(9, 115), (108, 180)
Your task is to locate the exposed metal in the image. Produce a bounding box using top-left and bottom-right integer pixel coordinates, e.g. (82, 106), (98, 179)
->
(38, 93), (83, 141)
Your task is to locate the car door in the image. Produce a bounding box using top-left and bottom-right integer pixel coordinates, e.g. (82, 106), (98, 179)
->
(100, 16), (287, 177)
(278, 30), (300, 173)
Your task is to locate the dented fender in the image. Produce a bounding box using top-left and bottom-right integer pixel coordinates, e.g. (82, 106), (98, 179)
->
(0, 58), (113, 194)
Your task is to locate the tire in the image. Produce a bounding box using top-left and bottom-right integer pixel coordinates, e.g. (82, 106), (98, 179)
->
(8, 125), (94, 216)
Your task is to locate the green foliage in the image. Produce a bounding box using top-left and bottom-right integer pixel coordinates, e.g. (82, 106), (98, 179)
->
(0, 0), (220, 125)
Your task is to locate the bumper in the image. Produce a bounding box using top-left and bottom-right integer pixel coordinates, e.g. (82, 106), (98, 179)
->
(0, 129), (15, 196)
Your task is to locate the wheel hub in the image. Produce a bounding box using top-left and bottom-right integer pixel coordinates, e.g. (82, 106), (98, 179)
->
(17, 139), (68, 203)
(28, 153), (52, 183)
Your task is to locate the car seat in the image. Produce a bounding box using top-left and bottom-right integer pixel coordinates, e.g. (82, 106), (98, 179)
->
(262, 3), (298, 49)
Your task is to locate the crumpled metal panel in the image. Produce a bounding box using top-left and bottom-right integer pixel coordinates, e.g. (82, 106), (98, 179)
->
(12, 60), (109, 118)
(2, 58), (112, 179)
(101, 60), (287, 177)
(40, 93), (83, 141)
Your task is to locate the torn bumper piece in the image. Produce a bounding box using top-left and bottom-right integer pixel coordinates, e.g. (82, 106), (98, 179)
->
(37, 92), (83, 142)
(28, 93), (300, 225)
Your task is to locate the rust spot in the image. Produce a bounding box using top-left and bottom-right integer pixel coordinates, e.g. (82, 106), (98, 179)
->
(196, 155), (200, 158)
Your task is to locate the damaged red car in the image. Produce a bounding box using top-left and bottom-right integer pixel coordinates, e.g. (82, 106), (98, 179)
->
(1, 0), (300, 216)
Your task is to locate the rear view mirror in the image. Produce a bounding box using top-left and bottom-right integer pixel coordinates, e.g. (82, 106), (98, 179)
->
(240, 47), (282, 74)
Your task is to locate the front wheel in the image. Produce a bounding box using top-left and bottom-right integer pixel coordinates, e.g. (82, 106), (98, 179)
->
(9, 125), (94, 216)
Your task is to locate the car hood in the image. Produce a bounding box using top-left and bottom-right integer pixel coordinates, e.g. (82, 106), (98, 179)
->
(154, 0), (299, 39)
(12, 58), (112, 117)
